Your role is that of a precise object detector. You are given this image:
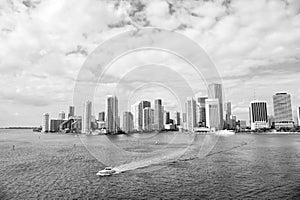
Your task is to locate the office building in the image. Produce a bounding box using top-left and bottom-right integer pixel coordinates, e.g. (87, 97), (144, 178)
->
(131, 101), (140, 131)
(50, 119), (64, 132)
(175, 111), (181, 126)
(186, 97), (197, 132)
(98, 112), (105, 122)
(208, 83), (224, 129)
(225, 102), (231, 129)
(154, 99), (164, 131)
(205, 99), (221, 131)
(249, 101), (268, 130)
(165, 111), (170, 124)
(143, 107), (152, 131)
(82, 101), (92, 133)
(68, 106), (75, 119)
(273, 92), (293, 129)
(42, 113), (50, 132)
(123, 111), (133, 133)
(58, 111), (65, 120)
(139, 101), (151, 131)
(197, 97), (207, 127)
(106, 95), (119, 134)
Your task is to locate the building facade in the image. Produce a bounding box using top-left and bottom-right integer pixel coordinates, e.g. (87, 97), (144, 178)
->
(68, 106), (75, 119)
(42, 113), (49, 132)
(249, 101), (268, 130)
(82, 101), (92, 133)
(197, 97), (207, 127)
(98, 112), (105, 122)
(154, 99), (164, 131)
(273, 92), (293, 129)
(106, 96), (119, 134)
(205, 99), (221, 131)
(139, 101), (151, 131)
(208, 83), (224, 129)
(123, 111), (133, 133)
(59, 111), (65, 120)
(186, 97), (197, 132)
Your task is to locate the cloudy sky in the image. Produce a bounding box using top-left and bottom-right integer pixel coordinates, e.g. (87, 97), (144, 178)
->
(0, 0), (300, 127)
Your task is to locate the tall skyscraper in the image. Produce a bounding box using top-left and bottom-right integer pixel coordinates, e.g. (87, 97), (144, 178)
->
(205, 99), (221, 131)
(208, 83), (224, 129)
(186, 97), (197, 132)
(165, 111), (170, 124)
(143, 107), (152, 131)
(249, 101), (268, 130)
(106, 95), (119, 134)
(139, 101), (151, 131)
(197, 97), (207, 127)
(58, 111), (65, 120)
(123, 111), (133, 133)
(225, 102), (232, 129)
(154, 99), (164, 131)
(42, 113), (49, 132)
(273, 92), (293, 129)
(82, 101), (92, 133)
(131, 101), (140, 131)
(175, 111), (181, 126)
(68, 106), (75, 119)
(98, 112), (105, 122)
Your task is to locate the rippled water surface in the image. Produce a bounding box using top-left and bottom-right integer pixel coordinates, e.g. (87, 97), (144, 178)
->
(0, 129), (300, 199)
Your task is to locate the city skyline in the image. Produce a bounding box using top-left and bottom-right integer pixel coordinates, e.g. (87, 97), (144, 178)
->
(1, 0), (300, 127)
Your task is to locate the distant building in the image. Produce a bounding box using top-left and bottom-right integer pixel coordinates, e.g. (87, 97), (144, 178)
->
(175, 111), (181, 126)
(82, 101), (92, 133)
(68, 106), (75, 119)
(249, 101), (268, 130)
(239, 120), (247, 130)
(131, 101), (139, 131)
(98, 112), (105, 122)
(297, 107), (300, 127)
(273, 92), (293, 129)
(58, 111), (65, 120)
(42, 113), (49, 132)
(186, 97), (197, 132)
(139, 101), (151, 131)
(50, 119), (64, 132)
(154, 99), (164, 131)
(208, 83), (224, 129)
(143, 107), (152, 131)
(106, 95), (119, 134)
(197, 97), (207, 127)
(150, 109), (155, 129)
(268, 115), (275, 129)
(225, 102), (232, 129)
(123, 111), (133, 133)
(165, 111), (170, 124)
(205, 99), (221, 131)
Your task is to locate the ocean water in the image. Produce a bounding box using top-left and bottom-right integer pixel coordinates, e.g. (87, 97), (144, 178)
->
(0, 129), (300, 199)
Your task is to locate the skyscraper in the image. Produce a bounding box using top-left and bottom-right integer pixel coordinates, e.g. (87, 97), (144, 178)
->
(58, 111), (65, 120)
(68, 106), (75, 119)
(139, 101), (151, 131)
(186, 97), (197, 132)
(98, 112), (105, 122)
(106, 95), (119, 134)
(42, 113), (49, 132)
(165, 111), (170, 124)
(131, 101), (139, 131)
(197, 97), (207, 127)
(143, 107), (152, 131)
(205, 99), (220, 131)
(273, 92), (293, 129)
(123, 111), (133, 133)
(249, 101), (268, 130)
(154, 99), (164, 131)
(82, 101), (92, 133)
(297, 106), (300, 127)
(225, 102), (232, 129)
(175, 111), (181, 126)
(208, 83), (224, 129)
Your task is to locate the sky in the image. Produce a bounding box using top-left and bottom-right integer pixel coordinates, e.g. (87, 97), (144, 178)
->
(0, 0), (300, 127)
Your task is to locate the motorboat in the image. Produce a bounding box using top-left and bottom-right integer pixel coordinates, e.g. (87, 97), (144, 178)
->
(215, 130), (235, 136)
(96, 167), (116, 176)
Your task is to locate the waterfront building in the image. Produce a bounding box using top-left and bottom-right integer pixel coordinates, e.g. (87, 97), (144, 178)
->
(143, 107), (152, 131)
(82, 101), (92, 134)
(131, 101), (140, 131)
(225, 102), (232, 129)
(197, 97), (207, 127)
(165, 111), (170, 124)
(208, 83), (224, 129)
(42, 113), (50, 132)
(58, 111), (65, 120)
(186, 97), (197, 132)
(175, 111), (181, 126)
(98, 112), (105, 122)
(150, 109), (155, 129)
(49, 119), (64, 132)
(205, 99), (221, 131)
(68, 106), (75, 119)
(123, 111), (133, 133)
(106, 95), (119, 134)
(273, 92), (294, 129)
(154, 99), (164, 131)
(249, 101), (268, 130)
(139, 101), (151, 131)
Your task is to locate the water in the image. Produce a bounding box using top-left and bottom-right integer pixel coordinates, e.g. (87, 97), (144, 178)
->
(0, 129), (300, 199)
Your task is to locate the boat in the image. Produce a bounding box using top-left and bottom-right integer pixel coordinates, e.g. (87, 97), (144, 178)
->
(96, 167), (116, 176)
(215, 130), (235, 136)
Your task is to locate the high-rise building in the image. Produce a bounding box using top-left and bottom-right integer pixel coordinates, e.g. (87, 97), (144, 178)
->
(131, 101), (140, 131)
(208, 83), (224, 129)
(186, 97), (197, 132)
(297, 106), (300, 127)
(225, 102), (231, 129)
(106, 95), (119, 134)
(68, 106), (75, 119)
(175, 111), (181, 125)
(50, 119), (64, 132)
(273, 92), (293, 129)
(165, 111), (170, 124)
(123, 111), (133, 133)
(143, 107), (152, 131)
(42, 113), (49, 132)
(249, 101), (268, 130)
(98, 112), (105, 122)
(139, 101), (151, 131)
(205, 99), (221, 131)
(82, 101), (92, 133)
(150, 109), (155, 129)
(154, 99), (164, 131)
(58, 111), (65, 120)
(197, 97), (207, 127)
